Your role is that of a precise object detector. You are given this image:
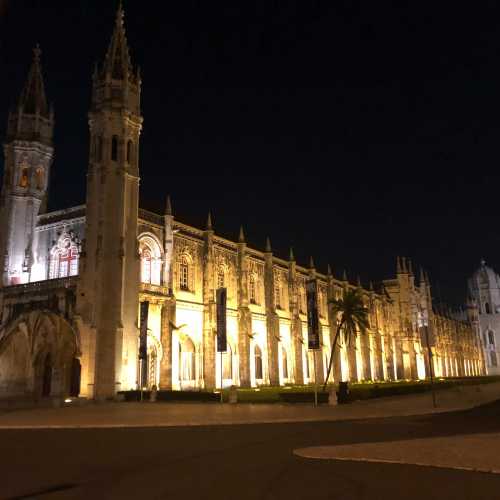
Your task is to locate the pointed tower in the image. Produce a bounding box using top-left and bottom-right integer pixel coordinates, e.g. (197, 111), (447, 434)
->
(0, 46), (54, 285)
(79, 4), (143, 398)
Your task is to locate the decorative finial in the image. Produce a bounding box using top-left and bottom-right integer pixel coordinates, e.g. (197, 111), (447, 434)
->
(206, 211), (213, 231)
(238, 225), (245, 243)
(342, 269), (348, 281)
(289, 247), (295, 262)
(165, 195), (172, 216)
(401, 257), (407, 273)
(116, 0), (125, 25)
(397, 256), (402, 274)
(33, 44), (41, 62)
(369, 281), (374, 291)
(309, 256), (315, 269)
(481, 258), (486, 267)
(408, 258), (413, 275)
(265, 237), (272, 253)
(357, 275), (362, 287)
(327, 263), (332, 276)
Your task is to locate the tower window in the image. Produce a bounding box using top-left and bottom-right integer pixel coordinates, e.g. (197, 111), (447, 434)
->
(139, 236), (162, 285)
(19, 167), (29, 188)
(35, 167), (44, 190)
(111, 136), (118, 161)
(127, 140), (133, 163)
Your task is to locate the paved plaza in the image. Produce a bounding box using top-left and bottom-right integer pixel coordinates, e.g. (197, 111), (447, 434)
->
(2, 383), (500, 499)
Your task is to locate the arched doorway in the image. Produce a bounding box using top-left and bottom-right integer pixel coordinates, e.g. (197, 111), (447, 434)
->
(254, 345), (263, 380)
(41, 353), (52, 397)
(69, 358), (81, 397)
(179, 336), (196, 387)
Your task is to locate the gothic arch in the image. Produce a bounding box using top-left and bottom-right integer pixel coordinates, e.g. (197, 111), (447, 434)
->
(0, 311), (80, 399)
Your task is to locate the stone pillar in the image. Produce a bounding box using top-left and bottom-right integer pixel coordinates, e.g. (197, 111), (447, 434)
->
(264, 239), (279, 386)
(159, 298), (174, 389)
(326, 268), (341, 383)
(360, 332), (371, 381)
(202, 223), (216, 389)
(395, 335), (405, 379)
(237, 230), (251, 387)
(288, 250), (304, 385)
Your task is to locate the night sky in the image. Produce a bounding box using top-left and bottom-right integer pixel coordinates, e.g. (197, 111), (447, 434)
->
(2, 1), (500, 305)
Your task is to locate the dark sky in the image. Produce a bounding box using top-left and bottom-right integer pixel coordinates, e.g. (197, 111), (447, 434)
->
(2, 1), (500, 305)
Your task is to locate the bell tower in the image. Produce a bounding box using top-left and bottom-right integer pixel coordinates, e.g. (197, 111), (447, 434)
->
(0, 46), (54, 285)
(78, 3), (143, 398)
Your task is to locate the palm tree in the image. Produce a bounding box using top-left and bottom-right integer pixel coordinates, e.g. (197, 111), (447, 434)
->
(323, 287), (370, 391)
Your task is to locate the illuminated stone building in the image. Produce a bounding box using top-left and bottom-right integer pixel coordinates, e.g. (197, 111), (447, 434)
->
(468, 260), (500, 375)
(0, 7), (485, 400)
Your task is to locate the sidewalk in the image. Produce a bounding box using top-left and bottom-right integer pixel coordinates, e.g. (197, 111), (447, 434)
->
(0, 381), (499, 429)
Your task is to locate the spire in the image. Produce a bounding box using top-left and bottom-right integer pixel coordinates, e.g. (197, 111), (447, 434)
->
(357, 275), (362, 288)
(407, 258), (413, 275)
(397, 256), (402, 274)
(342, 269), (348, 282)
(102, 2), (133, 80)
(238, 225), (245, 243)
(309, 256), (315, 269)
(419, 266), (425, 284)
(18, 44), (49, 117)
(369, 281), (374, 291)
(327, 264), (332, 277)
(289, 247), (295, 262)
(206, 212), (213, 231)
(265, 237), (272, 253)
(165, 195), (172, 216)
(401, 256), (408, 273)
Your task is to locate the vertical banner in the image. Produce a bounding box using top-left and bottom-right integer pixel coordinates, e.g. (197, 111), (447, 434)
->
(216, 287), (227, 352)
(139, 300), (149, 388)
(306, 279), (320, 350)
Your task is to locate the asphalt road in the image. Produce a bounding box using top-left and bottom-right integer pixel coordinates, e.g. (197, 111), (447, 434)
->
(3, 401), (500, 500)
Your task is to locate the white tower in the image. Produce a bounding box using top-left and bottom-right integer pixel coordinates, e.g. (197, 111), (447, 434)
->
(77, 4), (143, 398)
(0, 46), (54, 285)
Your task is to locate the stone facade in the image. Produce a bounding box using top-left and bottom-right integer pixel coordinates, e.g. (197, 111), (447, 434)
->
(468, 261), (500, 375)
(0, 6), (485, 400)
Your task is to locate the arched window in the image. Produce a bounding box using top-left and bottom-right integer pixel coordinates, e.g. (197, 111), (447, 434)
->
(35, 167), (44, 190)
(139, 236), (162, 285)
(282, 346), (288, 379)
(217, 267), (225, 289)
(141, 248), (152, 284)
(19, 167), (29, 188)
(111, 135), (118, 161)
(222, 344), (233, 380)
(179, 336), (196, 381)
(485, 302), (491, 314)
(488, 331), (495, 345)
(179, 255), (191, 291)
(249, 273), (257, 304)
(127, 140), (133, 163)
(49, 232), (79, 279)
(274, 275), (282, 309)
(254, 345), (263, 379)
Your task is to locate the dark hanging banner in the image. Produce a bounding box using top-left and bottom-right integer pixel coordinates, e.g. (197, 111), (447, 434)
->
(306, 279), (320, 350)
(139, 300), (149, 388)
(216, 287), (227, 352)
(139, 300), (149, 359)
